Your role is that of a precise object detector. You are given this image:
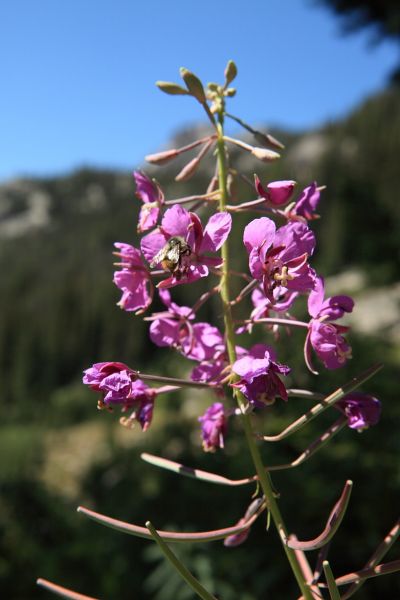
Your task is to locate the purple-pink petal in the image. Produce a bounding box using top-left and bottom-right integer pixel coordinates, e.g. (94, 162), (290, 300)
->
(157, 265), (208, 289)
(133, 171), (159, 205)
(113, 271), (151, 312)
(161, 204), (191, 238)
(243, 217), (276, 254)
(308, 276), (325, 318)
(138, 204), (160, 232)
(308, 277), (354, 320)
(140, 229), (167, 264)
(336, 393), (381, 430)
(182, 323), (224, 361)
(294, 182), (320, 218)
(191, 359), (225, 383)
(149, 318), (180, 348)
(309, 321), (352, 369)
(274, 221), (316, 263)
(201, 212), (232, 253)
(114, 242), (144, 268)
(198, 402), (227, 452)
(266, 180), (296, 206)
(248, 247), (264, 280)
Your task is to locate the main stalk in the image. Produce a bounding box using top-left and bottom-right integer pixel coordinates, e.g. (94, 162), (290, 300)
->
(215, 114), (314, 600)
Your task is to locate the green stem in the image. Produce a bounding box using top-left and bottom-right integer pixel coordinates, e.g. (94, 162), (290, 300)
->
(216, 119), (237, 367)
(216, 113), (314, 600)
(146, 521), (218, 600)
(323, 561), (342, 600)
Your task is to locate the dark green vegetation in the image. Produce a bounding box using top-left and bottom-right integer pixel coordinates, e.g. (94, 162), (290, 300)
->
(320, 0), (400, 81)
(1, 88), (400, 599)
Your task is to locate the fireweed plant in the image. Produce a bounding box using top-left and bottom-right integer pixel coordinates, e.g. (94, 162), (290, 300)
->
(37, 63), (400, 600)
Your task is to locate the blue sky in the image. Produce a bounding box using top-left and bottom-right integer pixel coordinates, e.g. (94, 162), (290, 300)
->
(0, 0), (397, 182)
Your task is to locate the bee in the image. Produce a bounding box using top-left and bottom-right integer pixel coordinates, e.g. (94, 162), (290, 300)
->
(150, 236), (192, 275)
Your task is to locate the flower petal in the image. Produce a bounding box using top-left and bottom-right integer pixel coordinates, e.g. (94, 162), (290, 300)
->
(201, 212), (232, 252)
(308, 276), (325, 318)
(243, 217), (276, 253)
(140, 230), (167, 263)
(161, 204), (191, 237)
(133, 171), (159, 204)
(274, 221), (316, 262)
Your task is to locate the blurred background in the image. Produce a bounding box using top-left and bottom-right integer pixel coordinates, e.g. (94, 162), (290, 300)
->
(1, 1), (399, 598)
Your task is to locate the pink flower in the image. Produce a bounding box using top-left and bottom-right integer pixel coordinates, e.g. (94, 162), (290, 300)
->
(335, 393), (381, 431)
(83, 361), (136, 397)
(237, 286), (298, 334)
(191, 345), (246, 385)
(149, 290), (224, 361)
(113, 243), (153, 313)
(83, 361), (156, 430)
(308, 276), (354, 321)
(255, 175), (296, 206)
(141, 204), (232, 288)
(191, 351), (227, 384)
(243, 217), (316, 302)
(133, 171), (164, 233)
(198, 402), (227, 452)
(286, 182), (321, 221)
(305, 277), (354, 371)
(232, 344), (290, 407)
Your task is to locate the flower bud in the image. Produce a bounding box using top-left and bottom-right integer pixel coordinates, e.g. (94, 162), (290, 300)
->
(224, 87), (236, 97)
(180, 67), (206, 103)
(255, 175), (296, 206)
(251, 147), (281, 162)
(175, 156), (201, 182)
(145, 149), (179, 165)
(267, 181), (295, 205)
(207, 82), (220, 92)
(224, 60), (238, 85)
(156, 81), (189, 95)
(254, 131), (285, 150)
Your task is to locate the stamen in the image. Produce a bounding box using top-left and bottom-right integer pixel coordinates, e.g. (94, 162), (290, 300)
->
(273, 265), (294, 287)
(97, 398), (113, 412)
(120, 416), (135, 429)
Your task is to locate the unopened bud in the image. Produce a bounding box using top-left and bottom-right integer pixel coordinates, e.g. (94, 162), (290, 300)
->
(254, 131), (285, 150)
(224, 60), (238, 85)
(207, 82), (220, 92)
(255, 174), (296, 206)
(156, 81), (189, 95)
(175, 156), (201, 182)
(145, 149), (179, 165)
(224, 523), (250, 547)
(180, 67), (206, 103)
(267, 180), (296, 205)
(224, 87), (236, 97)
(251, 146), (280, 162)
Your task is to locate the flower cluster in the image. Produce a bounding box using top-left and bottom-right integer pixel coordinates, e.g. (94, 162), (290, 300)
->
(56, 64), (398, 600)
(82, 64), (382, 458)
